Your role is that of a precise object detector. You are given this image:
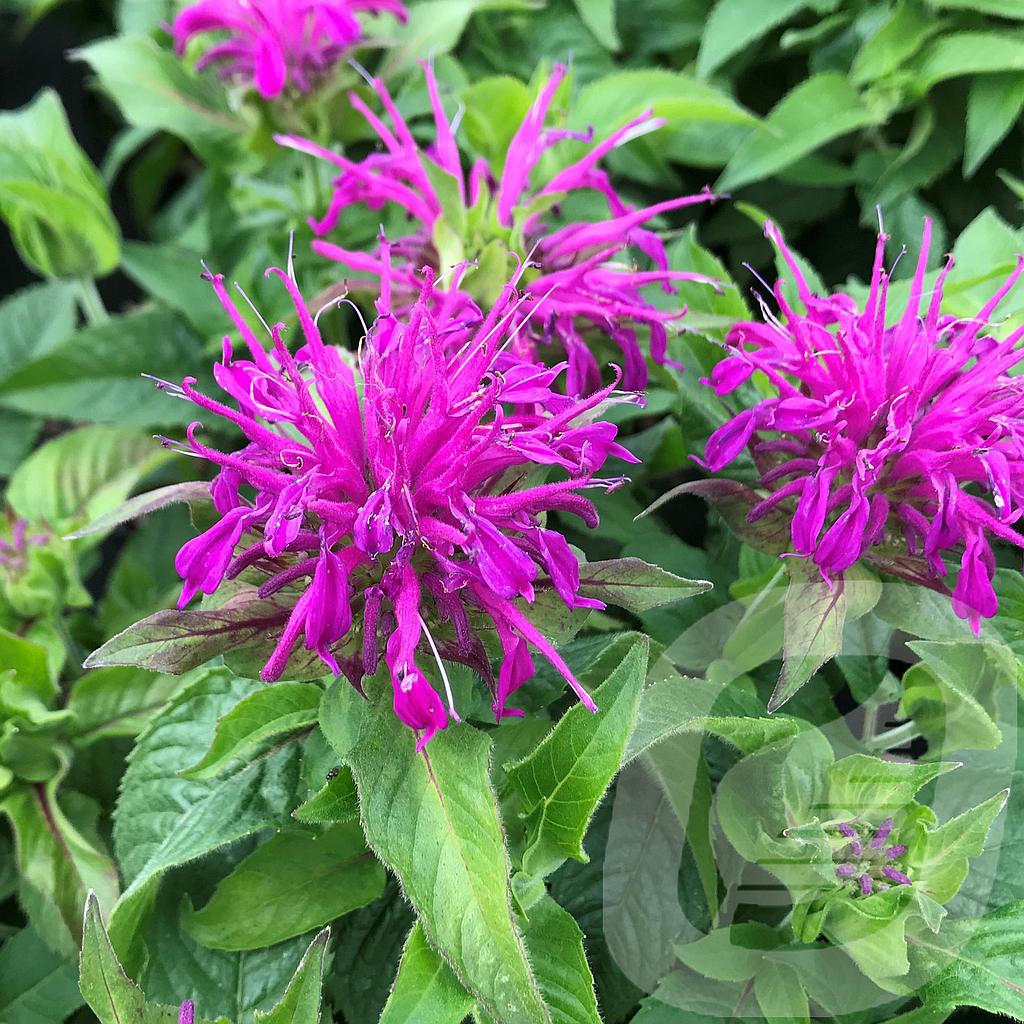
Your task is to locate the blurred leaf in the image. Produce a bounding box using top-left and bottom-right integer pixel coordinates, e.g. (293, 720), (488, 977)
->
(378, 923), (474, 1024)
(0, 308), (204, 428)
(697, 0), (818, 79)
(909, 32), (1024, 91)
(67, 667), (190, 745)
(573, 0), (619, 51)
(0, 925), (82, 1024)
(0, 280), (76, 384)
(964, 73), (1024, 177)
(73, 35), (247, 167)
(0, 90), (120, 279)
(67, 481), (211, 541)
(719, 73), (880, 191)
(7, 425), (170, 530)
(930, 0), (1024, 15)
(850, 0), (940, 86)
(186, 824), (384, 951)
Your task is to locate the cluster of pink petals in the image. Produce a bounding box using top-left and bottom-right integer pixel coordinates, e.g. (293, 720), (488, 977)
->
(172, 0), (407, 99)
(701, 218), (1024, 632)
(159, 253), (636, 748)
(277, 63), (718, 394)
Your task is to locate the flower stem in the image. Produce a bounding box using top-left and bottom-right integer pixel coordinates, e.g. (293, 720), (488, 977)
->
(865, 720), (921, 752)
(76, 277), (109, 325)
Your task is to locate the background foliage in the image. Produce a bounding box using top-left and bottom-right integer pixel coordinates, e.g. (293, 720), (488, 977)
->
(3, 1), (1024, 1023)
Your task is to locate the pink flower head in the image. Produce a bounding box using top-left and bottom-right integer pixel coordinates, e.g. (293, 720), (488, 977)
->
(172, 0), (407, 99)
(156, 253), (638, 745)
(701, 218), (1024, 633)
(276, 63), (719, 393)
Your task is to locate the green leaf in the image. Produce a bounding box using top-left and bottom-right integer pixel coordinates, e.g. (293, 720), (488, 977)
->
(0, 89), (119, 279)
(187, 823), (384, 951)
(0, 280), (76, 384)
(379, 923), (475, 1024)
(754, 963), (809, 1024)
(909, 32), (1024, 91)
(917, 902), (1024, 1016)
(108, 668), (306, 972)
(697, 0), (814, 78)
(1, 771), (119, 956)
(930, 0), (1024, 16)
(254, 928), (331, 1024)
(718, 73), (880, 192)
(850, 1), (940, 86)
(576, 557), (710, 613)
(571, 69), (754, 133)
(7, 425), (170, 530)
(183, 682), (323, 781)
(337, 686), (548, 1024)
(0, 925), (82, 1024)
(573, 0), (619, 50)
(825, 754), (956, 816)
(505, 634), (648, 877)
(519, 895), (601, 1024)
(770, 557), (849, 712)
(964, 73), (1024, 177)
(460, 77), (534, 166)
(80, 891), (227, 1024)
(0, 308), (204, 428)
(73, 35), (246, 166)
(292, 767), (359, 825)
(67, 667), (191, 745)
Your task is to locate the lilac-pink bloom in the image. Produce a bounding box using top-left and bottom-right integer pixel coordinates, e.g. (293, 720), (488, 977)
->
(179, 1002), (195, 1024)
(701, 218), (1024, 633)
(276, 63), (719, 394)
(158, 255), (638, 744)
(881, 866), (912, 886)
(172, 0), (407, 99)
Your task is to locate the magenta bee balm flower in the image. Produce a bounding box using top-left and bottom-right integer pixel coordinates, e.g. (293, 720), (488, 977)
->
(172, 0), (407, 98)
(277, 63), (718, 393)
(701, 219), (1024, 632)
(157, 254), (636, 747)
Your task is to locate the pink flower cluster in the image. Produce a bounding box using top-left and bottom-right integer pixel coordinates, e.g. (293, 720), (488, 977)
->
(159, 253), (635, 748)
(701, 219), (1024, 631)
(172, 0), (406, 98)
(278, 63), (718, 394)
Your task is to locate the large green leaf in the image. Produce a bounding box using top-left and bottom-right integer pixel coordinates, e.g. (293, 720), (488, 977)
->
(718, 74), (880, 192)
(697, 0), (815, 78)
(379, 923), (474, 1024)
(183, 682), (324, 781)
(186, 823), (385, 951)
(6, 425), (170, 531)
(108, 668), (306, 971)
(964, 73), (1024, 177)
(73, 35), (246, 166)
(0, 281), (76, 385)
(0, 89), (120, 279)
(331, 683), (549, 1024)
(0, 308), (203, 427)
(505, 634), (648, 876)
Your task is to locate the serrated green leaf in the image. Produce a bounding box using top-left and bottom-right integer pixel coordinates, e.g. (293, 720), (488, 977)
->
(718, 74), (880, 192)
(339, 688), (548, 1024)
(254, 928), (330, 1024)
(66, 481), (211, 541)
(505, 634), (647, 877)
(186, 823), (384, 951)
(379, 923), (474, 1024)
(68, 668), (191, 745)
(108, 669), (306, 972)
(184, 682), (323, 781)
(575, 557), (710, 613)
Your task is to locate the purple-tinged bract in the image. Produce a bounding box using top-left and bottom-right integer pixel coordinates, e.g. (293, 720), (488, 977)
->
(277, 63), (718, 394)
(701, 219), (1024, 633)
(172, 0), (407, 99)
(159, 256), (637, 748)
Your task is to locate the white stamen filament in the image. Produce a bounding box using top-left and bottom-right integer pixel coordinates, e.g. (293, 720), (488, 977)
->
(417, 612), (461, 722)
